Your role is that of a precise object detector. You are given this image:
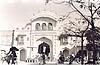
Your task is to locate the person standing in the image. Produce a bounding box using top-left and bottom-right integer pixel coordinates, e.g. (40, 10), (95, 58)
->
(58, 51), (65, 64)
(7, 46), (19, 64)
(41, 53), (46, 64)
(59, 55), (65, 64)
(69, 54), (74, 64)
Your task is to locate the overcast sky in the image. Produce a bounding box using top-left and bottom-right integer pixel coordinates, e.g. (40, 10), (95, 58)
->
(1, 0), (98, 30)
(0, 0), (45, 30)
(0, 0), (72, 30)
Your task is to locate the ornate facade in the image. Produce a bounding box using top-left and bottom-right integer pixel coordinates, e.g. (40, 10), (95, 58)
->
(14, 11), (86, 62)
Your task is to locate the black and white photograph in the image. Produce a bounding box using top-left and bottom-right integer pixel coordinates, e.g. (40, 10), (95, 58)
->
(0, 0), (100, 65)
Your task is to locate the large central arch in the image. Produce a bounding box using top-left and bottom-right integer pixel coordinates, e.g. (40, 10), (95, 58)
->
(20, 49), (26, 61)
(36, 37), (53, 61)
(38, 42), (50, 58)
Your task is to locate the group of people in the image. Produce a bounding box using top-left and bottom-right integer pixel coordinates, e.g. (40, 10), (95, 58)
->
(58, 51), (65, 64)
(38, 42), (50, 64)
(2, 46), (19, 65)
(58, 50), (87, 64)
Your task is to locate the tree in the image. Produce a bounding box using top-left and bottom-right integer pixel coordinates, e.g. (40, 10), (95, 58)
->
(67, 0), (100, 64)
(58, 12), (89, 64)
(46, 0), (100, 64)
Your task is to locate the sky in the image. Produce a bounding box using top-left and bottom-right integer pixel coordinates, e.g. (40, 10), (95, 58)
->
(0, 0), (74, 30)
(0, 0), (46, 30)
(0, 0), (99, 30)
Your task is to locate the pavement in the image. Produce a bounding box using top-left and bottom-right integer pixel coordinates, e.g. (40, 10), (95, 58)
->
(0, 61), (99, 65)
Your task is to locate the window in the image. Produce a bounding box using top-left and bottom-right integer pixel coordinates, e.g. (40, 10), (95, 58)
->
(18, 36), (24, 45)
(36, 23), (40, 31)
(60, 37), (68, 45)
(42, 23), (47, 31)
(27, 27), (29, 30)
(16, 35), (26, 45)
(48, 23), (53, 30)
(27, 37), (29, 41)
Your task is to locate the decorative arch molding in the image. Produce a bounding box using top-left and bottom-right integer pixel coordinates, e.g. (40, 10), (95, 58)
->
(36, 37), (52, 45)
(35, 36), (53, 61)
(31, 11), (59, 23)
(19, 48), (27, 61)
(36, 36), (52, 42)
(32, 17), (57, 23)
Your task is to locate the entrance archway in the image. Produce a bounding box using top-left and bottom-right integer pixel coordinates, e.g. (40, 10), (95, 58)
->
(36, 37), (53, 61)
(38, 42), (50, 56)
(63, 49), (69, 58)
(20, 49), (26, 61)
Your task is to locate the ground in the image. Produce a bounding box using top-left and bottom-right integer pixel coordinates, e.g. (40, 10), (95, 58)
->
(1, 61), (99, 65)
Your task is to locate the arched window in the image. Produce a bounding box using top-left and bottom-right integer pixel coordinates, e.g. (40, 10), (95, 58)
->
(42, 23), (47, 31)
(60, 37), (68, 45)
(36, 23), (40, 31)
(63, 49), (69, 57)
(48, 23), (53, 30)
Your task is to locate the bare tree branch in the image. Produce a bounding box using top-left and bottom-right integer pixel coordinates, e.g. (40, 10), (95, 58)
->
(70, 2), (92, 25)
(82, 20), (90, 35)
(65, 10), (77, 18)
(93, 6), (100, 15)
(58, 10), (76, 22)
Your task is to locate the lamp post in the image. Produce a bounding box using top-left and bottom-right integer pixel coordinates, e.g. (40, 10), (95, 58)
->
(11, 30), (15, 46)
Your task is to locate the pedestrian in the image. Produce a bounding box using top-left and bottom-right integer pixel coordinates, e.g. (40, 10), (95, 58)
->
(59, 55), (65, 64)
(69, 54), (74, 64)
(59, 51), (63, 56)
(41, 53), (46, 64)
(7, 46), (19, 64)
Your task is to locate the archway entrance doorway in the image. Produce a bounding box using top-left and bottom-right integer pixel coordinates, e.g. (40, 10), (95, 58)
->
(20, 49), (26, 61)
(38, 42), (50, 57)
(36, 37), (53, 61)
(63, 49), (69, 58)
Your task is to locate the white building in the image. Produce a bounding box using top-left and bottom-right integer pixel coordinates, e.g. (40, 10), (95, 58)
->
(1, 0), (100, 62)
(14, 11), (61, 62)
(13, 10), (88, 62)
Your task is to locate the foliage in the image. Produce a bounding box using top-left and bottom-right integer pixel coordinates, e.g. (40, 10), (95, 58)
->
(85, 27), (100, 43)
(58, 11), (88, 40)
(57, 0), (100, 43)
